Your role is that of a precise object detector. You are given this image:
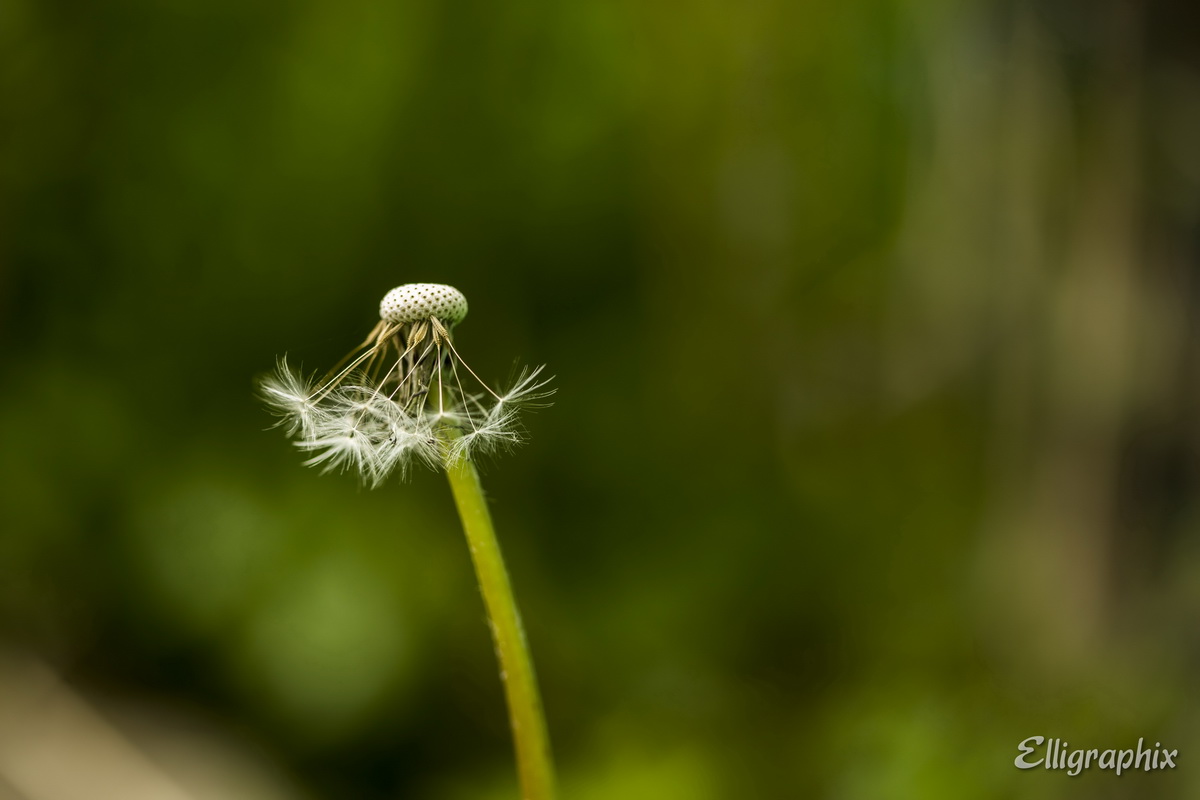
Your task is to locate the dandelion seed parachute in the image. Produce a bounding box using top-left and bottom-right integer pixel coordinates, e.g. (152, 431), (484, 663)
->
(261, 283), (552, 485)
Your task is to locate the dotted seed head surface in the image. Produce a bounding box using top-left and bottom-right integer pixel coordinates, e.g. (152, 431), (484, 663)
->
(380, 284), (469, 327)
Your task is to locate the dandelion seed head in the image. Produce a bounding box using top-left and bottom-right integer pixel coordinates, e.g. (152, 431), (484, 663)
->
(261, 283), (550, 485)
(380, 283), (468, 327)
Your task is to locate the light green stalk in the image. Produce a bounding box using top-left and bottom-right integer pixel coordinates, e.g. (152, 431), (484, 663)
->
(443, 449), (557, 800)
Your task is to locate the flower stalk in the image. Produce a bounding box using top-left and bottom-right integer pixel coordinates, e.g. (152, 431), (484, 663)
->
(260, 283), (558, 799)
(443, 438), (557, 800)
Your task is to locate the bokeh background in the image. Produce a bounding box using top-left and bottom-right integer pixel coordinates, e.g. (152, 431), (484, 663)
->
(3, 1), (1200, 798)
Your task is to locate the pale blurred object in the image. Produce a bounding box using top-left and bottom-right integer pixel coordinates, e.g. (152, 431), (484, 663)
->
(0, 650), (307, 800)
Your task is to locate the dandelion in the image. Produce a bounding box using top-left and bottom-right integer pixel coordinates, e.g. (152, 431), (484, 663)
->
(261, 283), (553, 486)
(259, 283), (558, 800)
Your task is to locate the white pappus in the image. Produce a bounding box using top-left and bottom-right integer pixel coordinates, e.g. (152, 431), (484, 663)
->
(260, 283), (554, 486)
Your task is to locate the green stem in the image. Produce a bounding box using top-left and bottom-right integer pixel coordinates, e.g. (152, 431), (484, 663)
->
(443, 452), (557, 800)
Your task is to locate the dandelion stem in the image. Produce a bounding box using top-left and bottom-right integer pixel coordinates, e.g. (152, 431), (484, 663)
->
(442, 444), (557, 800)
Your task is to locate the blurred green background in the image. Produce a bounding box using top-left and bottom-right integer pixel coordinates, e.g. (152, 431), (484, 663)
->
(3, 0), (1200, 798)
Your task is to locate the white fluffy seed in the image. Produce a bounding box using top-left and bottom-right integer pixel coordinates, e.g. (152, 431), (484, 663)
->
(379, 283), (469, 326)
